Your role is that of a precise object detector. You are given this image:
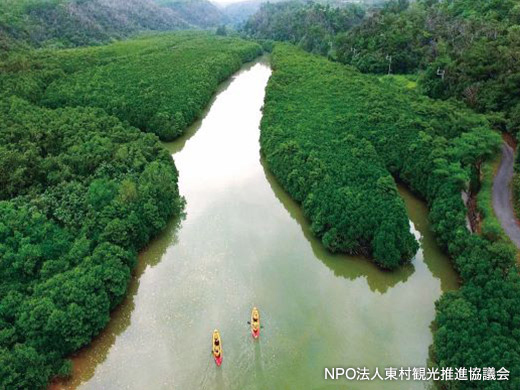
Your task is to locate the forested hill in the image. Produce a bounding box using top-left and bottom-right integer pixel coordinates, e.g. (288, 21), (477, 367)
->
(0, 0), (224, 50)
(335, 0), (520, 128)
(221, 0), (293, 26)
(243, 1), (365, 56)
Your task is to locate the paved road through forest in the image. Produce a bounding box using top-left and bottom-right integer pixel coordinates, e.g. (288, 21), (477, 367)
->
(493, 141), (520, 248)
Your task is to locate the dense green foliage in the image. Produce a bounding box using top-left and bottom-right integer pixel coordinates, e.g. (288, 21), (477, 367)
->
(1, 2), (518, 389)
(0, 96), (183, 390)
(334, 0), (520, 238)
(0, 0), (184, 50)
(245, 0), (520, 259)
(0, 31), (261, 389)
(1, 32), (262, 141)
(263, 45), (519, 389)
(243, 1), (365, 56)
(261, 45), (421, 269)
(335, 0), (428, 74)
(245, 0), (520, 133)
(335, 0), (520, 133)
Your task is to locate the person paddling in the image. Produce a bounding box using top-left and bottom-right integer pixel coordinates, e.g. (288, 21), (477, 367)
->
(212, 329), (223, 366)
(248, 307), (261, 339)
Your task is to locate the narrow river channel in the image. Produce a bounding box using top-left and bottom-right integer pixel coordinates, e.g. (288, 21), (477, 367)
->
(51, 56), (458, 390)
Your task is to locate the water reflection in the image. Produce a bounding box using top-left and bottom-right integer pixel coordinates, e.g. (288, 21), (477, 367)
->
(260, 157), (458, 294)
(261, 157), (414, 294)
(397, 185), (460, 292)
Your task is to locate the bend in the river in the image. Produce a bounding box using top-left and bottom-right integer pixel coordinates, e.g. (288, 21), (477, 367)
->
(51, 56), (458, 390)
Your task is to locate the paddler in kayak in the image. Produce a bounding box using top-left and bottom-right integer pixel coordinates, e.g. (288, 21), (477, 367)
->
(212, 329), (223, 366)
(249, 307), (260, 339)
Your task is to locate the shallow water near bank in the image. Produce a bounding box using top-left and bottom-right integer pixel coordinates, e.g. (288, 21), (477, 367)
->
(51, 56), (458, 390)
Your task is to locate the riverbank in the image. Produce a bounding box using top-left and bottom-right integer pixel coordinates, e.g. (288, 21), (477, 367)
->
(260, 45), (520, 389)
(0, 32), (265, 390)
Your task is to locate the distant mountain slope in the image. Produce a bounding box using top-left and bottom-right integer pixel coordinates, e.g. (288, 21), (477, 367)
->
(157, 0), (225, 27)
(222, 0), (266, 25)
(0, 0), (224, 50)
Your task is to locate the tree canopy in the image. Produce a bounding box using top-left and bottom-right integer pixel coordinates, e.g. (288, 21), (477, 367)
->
(1, 32), (263, 140)
(0, 96), (183, 390)
(244, 0), (520, 132)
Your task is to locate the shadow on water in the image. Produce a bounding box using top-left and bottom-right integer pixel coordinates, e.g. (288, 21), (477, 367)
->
(260, 157), (414, 294)
(50, 216), (183, 390)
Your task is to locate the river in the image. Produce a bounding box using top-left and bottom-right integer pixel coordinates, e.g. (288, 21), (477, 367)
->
(50, 56), (458, 390)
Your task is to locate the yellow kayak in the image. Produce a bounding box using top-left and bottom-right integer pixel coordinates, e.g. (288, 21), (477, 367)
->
(251, 307), (260, 339)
